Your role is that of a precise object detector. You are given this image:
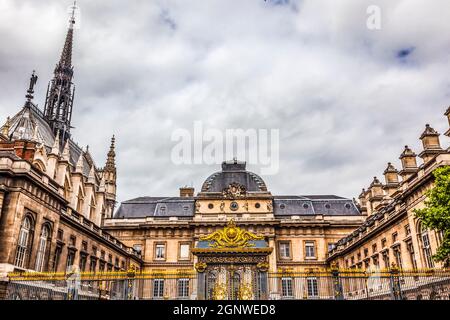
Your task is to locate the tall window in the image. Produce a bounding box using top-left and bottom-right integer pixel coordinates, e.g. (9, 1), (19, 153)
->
(89, 197), (96, 221)
(281, 277), (293, 298)
(15, 216), (33, 268)
(52, 245), (62, 272)
(382, 251), (390, 269)
(393, 247), (403, 269)
(155, 243), (166, 259)
(35, 224), (51, 272)
(64, 179), (71, 200)
(279, 242), (291, 259)
(179, 243), (190, 260)
(153, 279), (165, 298)
(89, 258), (97, 273)
(305, 241), (316, 258)
(307, 277), (319, 298)
(177, 279), (190, 298)
(372, 255), (379, 268)
(66, 250), (75, 271)
(405, 242), (417, 270)
(76, 189), (84, 213)
(79, 255), (87, 272)
(420, 224), (434, 268)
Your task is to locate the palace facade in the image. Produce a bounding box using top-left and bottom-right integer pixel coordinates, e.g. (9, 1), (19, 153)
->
(0, 5), (449, 300)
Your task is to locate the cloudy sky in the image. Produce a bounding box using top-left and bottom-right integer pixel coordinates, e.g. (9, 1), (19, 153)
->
(1, 0), (449, 203)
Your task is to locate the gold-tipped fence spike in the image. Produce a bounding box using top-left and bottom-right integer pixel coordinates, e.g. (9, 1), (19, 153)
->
(7, 268), (450, 281)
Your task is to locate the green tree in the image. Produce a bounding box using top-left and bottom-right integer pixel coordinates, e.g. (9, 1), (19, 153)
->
(414, 166), (450, 266)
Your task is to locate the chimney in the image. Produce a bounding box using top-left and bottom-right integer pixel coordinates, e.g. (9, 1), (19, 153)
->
(358, 189), (368, 215)
(180, 186), (194, 197)
(399, 145), (418, 181)
(418, 124), (443, 163)
(383, 162), (400, 196)
(367, 176), (384, 214)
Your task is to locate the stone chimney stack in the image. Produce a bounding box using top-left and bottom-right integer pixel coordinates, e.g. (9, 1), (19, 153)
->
(383, 162), (400, 196)
(358, 189), (368, 216)
(367, 176), (384, 214)
(180, 186), (195, 197)
(418, 124), (443, 163)
(445, 107), (450, 137)
(399, 145), (418, 181)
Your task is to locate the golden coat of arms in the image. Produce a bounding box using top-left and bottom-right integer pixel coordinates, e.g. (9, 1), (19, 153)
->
(200, 219), (264, 248)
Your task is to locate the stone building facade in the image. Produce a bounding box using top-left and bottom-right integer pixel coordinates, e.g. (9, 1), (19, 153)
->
(327, 111), (450, 270)
(0, 9), (141, 297)
(1, 5), (449, 300)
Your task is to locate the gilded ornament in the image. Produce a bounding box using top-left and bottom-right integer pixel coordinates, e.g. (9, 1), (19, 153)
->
(199, 219), (264, 248)
(212, 283), (227, 300)
(238, 283), (253, 300)
(257, 262), (269, 272)
(195, 262), (207, 273)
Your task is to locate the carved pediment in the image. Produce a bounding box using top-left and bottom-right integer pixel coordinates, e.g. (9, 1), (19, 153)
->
(222, 183), (246, 199)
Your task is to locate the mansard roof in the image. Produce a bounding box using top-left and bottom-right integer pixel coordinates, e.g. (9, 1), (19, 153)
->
(114, 197), (195, 218)
(114, 194), (360, 219)
(273, 196), (360, 216)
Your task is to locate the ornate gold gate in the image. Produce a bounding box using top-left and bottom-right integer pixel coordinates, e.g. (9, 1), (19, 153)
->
(192, 220), (272, 300)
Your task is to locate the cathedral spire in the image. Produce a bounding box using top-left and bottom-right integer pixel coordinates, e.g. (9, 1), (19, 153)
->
(59, 2), (76, 68)
(43, 2), (78, 143)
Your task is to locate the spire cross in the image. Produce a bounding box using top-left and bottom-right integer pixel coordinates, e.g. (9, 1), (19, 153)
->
(69, 1), (77, 27)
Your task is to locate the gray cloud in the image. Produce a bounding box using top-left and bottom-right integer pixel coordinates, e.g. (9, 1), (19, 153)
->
(1, 0), (449, 204)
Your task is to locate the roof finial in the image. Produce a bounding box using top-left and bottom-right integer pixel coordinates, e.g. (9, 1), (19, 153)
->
(1, 116), (11, 137)
(69, 1), (77, 29)
(25, 70), (38, 104)
(105, 134), (116, 172)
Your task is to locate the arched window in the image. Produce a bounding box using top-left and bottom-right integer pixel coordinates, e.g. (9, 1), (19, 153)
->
(14, 216), (34, 268)
(35, 224), (51, 272)
(64, 179), (71, 201)
(76, 188), (84, 213)
(419, 222), (434, 268)
(89, 197), (96, 221)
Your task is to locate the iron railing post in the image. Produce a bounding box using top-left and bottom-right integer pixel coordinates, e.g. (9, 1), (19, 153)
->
(389, 263), (403, 300)
(126, 267), (136, 300)
(331, 263), (344, 300)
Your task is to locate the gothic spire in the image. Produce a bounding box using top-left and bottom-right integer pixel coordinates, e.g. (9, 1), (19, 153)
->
(59, 4), (76, 69)
(43, 2), (78, 143)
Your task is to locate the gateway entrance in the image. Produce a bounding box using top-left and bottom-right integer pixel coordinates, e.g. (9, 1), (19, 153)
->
(192, 220), (272, 300)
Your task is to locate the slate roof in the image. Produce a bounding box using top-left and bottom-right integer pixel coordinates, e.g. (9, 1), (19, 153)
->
(5, 104), (95, 177)
(273, 196), (360, 216)
(114, 162), (361, 219)
(114, 197), (195, 218)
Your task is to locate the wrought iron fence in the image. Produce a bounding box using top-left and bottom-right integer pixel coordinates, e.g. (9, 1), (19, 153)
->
(3, 268), (450, 300)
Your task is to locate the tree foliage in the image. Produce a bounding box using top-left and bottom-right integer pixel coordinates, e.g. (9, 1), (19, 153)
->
(414, 166), (450, 265)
